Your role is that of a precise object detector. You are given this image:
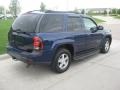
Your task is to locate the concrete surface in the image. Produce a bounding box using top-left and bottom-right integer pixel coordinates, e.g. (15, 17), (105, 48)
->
(103, 24), (120, 40)
(94, 16), (120, 40)
(0, 39), (120, 90)
(0, 54), (10, 60)
(93, 16), (120, 24)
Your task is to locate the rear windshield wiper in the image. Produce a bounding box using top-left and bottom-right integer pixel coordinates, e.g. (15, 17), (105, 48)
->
(12, 29), (30, 35)
(12, 29), (22, 33)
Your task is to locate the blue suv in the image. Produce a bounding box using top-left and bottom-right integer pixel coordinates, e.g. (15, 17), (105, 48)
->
(7, 10), (112, 73)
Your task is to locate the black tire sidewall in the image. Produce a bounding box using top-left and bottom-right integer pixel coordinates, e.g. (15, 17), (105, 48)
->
(101, 38), (110, 53)
(51, 48), (71, 73)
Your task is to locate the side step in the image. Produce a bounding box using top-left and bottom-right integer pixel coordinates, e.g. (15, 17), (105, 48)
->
(74, 50), (100, 61)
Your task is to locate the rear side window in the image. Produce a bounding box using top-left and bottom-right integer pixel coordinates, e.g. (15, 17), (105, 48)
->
(39, 14), (64, 32)
(12, 14), (40, 32)
(67, 17), (82, 32)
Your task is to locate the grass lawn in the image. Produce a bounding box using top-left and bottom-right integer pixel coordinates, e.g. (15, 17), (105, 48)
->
(113, 15), (120, 19)
(0, 19), (14, 55)
(92, 17), (105, 24)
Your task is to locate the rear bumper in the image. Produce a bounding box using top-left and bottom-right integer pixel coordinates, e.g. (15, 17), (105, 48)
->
(7, 45), (53, 64)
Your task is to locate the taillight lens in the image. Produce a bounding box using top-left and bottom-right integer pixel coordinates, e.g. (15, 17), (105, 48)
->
(33, 36), (43, 50)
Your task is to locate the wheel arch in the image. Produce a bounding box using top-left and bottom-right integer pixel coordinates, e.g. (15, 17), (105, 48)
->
(105, 35), (112, 45)
(55, 44), (74, 56)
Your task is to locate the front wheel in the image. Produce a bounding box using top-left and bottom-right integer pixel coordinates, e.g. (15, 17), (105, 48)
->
(51, 48), (71, 73)
(100, 38), (110, 53)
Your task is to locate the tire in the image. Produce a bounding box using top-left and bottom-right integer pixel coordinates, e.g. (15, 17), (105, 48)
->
(100, 38), (110, 53)
(51, 48), (71, 73)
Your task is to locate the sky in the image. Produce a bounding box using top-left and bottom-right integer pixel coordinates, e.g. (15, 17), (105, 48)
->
(0, 0), (120, 14)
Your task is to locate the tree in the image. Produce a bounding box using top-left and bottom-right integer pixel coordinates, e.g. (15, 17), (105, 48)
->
(81, 9), (85, 14)
(111, 9), (117, 14)
(104, 10), (107, 15)
(0, 6), (4, 14)
(109, 11), (112, 14)
(117, 9), (120, 15)
(6, 9), (11, 14)
(40, 2), (46, 12)
(9, 0), (21, 17)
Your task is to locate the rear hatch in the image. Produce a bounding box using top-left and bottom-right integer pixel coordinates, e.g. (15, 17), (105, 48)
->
(8, 13), (41, 52)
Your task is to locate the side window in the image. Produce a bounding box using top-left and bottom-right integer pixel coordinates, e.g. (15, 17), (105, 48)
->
(39, 14), (64, 32)
(67, 17), (82, 32)
(83, 18), (97, 31)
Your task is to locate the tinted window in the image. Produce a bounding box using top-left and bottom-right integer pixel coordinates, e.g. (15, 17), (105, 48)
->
(39, 14), (64, 32)
(12, 14), (40, 32)
(67, 17), (82, 32)
(83, 18), (96, 30)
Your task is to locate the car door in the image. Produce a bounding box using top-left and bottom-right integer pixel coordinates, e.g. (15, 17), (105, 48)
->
(67, 16), (86, 56)
(82, 17), (103, 51)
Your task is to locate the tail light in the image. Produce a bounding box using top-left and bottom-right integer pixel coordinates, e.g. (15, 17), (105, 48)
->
(33, 36), (43, 50)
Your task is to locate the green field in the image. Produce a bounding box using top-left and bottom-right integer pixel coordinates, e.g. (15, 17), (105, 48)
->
(114, 15), (120, 19)
(0, 19), (14, 54)
(92, 17), (105, 24)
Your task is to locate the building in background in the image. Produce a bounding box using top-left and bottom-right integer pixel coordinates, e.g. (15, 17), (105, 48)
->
(78, 8), (112, 15)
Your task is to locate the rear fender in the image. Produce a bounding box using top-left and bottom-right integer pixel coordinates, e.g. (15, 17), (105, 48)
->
(51, 39), (75, 52)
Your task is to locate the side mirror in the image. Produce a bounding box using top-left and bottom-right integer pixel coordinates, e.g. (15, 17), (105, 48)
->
(97, 25), (104, 30)
(90, 27), (97, 33)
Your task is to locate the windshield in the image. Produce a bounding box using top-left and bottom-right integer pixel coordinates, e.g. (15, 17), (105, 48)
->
(12, 14), (40, 32)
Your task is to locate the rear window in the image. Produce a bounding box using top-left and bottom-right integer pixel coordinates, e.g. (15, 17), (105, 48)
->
(12, 14), (40, 32)
(39, 14), (64, 33)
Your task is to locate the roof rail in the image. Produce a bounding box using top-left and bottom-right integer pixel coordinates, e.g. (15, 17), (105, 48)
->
(25, 10), (44, 13)
(24, 10), (80, 14)
(45, 10), (80, 14)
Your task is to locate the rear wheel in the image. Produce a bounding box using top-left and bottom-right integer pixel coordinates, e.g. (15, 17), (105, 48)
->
(100, 38), (110, 53)
(51, 48), (71, 73)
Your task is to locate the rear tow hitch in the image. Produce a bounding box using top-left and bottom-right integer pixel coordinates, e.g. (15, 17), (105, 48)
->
(12, 57), (18, 61)
(26, 60), (32, 68)
(26, 63), (31, 68)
